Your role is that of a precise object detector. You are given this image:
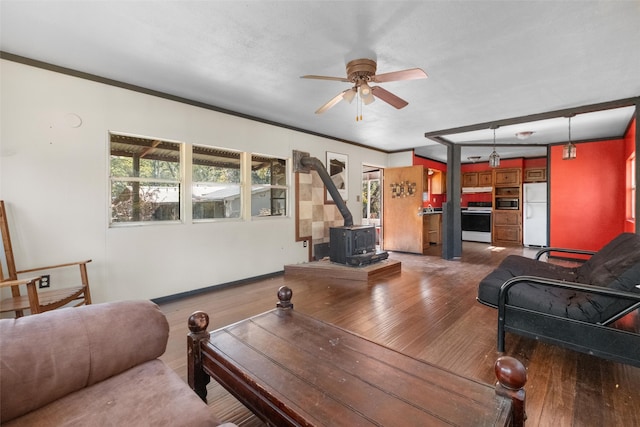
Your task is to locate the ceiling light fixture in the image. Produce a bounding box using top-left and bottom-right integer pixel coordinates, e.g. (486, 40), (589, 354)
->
(467, 156), (481, 163)
(563, 114), (577, 160)
(342, 87), (356, 103)
(515, 131), (534, 140)
(489, 126), (500, 168)
(359, 79), (371, 96)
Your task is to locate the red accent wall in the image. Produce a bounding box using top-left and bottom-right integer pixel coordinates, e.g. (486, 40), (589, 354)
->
(624, 118), (636, 233)
(549, 138), (627, 251)
(524, 157), (547, 168)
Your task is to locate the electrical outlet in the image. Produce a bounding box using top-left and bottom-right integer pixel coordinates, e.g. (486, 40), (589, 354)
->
(39, 275), (50, 288)
(303, 240), (308, 248)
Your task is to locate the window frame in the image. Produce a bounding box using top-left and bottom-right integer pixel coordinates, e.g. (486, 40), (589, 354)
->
(249, 153), (289, 219)
(109, 132), (184, 227)
(191, 144), (243, 222)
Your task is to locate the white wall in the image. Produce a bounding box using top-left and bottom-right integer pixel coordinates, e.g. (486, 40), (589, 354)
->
(388, 151), (414, 167)
(0, 59), (388, 302)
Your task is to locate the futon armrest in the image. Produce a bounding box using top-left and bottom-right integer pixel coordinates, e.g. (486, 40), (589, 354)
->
(534, 247), (596, 261)
(17, 259), (92, 275)
(498, 275), (640, 325)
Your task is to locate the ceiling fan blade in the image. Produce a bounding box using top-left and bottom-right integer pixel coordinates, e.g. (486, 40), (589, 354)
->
(315, 89), (350, 114)
(301, 75), (350, 82)
(370, 86), (409, 109)
(372, 68), (428, 83)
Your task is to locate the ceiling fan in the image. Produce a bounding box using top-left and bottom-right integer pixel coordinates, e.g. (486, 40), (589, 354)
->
(301, 58), (427, 115)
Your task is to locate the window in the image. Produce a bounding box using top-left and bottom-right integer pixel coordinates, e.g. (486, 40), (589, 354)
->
(192, 146), (241, 220)
(110, 133), (181, 224)
(251, 154), (288, 217)
(362, 178), (381, 220)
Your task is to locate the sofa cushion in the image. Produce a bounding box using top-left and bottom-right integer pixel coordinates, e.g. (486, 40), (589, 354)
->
(477, 255), (578, 307)
(0, 300), (169, 422)
(3, 359), (222, 427)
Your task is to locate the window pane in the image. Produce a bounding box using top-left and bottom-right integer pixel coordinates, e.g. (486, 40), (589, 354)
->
(193, 146), (241, 183)
(111, 181), (180, 222)
(110, 134), (180, 179)
(110, 133), (181, 224)
(251, 156), (286, 185)
(193, 146), (241, 219)
(251, 155), (287, 217)
(193, 183), (241, 219)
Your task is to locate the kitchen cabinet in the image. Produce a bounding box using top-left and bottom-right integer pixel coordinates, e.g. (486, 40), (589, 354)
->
(492, 168), (523, 245)
(494, 168), (521, 186)
(462, 172), (479, 187)
(493, 211), (522, 245)
(423, 213), (442, 250)
(430, 170), (446, 194)
(478, 171), (493, 186)
(524, 167), (547, 182)
(462, 170), (491, 188)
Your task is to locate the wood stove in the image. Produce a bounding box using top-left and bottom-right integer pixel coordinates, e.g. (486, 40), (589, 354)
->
(293, 150), (388, 266)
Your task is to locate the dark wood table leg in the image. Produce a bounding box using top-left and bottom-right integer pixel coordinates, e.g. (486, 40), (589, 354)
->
(495, 356), (527, 427)
(188, 310), (211, 402)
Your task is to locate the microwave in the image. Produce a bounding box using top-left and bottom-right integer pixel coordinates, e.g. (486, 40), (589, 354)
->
(496, 198), (519, 210)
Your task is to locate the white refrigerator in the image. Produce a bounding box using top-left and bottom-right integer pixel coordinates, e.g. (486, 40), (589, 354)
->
(523, 182), (548, 247)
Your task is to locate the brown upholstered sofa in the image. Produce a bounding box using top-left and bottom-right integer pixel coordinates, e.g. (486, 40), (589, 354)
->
(477, 232), (640, 367)
(0, 300), (236, 426)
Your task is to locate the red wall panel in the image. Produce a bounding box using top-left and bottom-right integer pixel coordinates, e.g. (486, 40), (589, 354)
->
(550, 139), (627, 251)
(624, 118), (636, 233)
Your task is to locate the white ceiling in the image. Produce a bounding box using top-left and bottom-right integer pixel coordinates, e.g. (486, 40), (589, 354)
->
(1, 1), (638, 163)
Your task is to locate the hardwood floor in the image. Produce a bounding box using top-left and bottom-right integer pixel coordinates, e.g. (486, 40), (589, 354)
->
(158, 242), (640, 426)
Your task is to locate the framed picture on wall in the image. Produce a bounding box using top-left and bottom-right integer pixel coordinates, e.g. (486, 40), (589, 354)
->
(325, 151), (348, 203)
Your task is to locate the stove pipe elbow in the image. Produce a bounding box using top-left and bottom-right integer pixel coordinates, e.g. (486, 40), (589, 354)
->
(300, 156), (353, 227)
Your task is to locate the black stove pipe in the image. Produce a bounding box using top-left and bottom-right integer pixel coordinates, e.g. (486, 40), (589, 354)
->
(300, 156), (353, 227)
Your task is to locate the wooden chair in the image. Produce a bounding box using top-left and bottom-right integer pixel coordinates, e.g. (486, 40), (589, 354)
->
(0, 200), (92, 317)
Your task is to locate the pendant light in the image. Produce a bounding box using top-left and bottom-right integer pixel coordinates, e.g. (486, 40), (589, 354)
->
(489, 126), (500, 168)
(563, 114), (577, 160)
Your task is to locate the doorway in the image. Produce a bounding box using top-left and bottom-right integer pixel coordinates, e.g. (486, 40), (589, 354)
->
(362, 165), (383, 248)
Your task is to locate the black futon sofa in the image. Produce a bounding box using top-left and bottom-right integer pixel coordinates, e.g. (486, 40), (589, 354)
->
(478, 232), (640, 367)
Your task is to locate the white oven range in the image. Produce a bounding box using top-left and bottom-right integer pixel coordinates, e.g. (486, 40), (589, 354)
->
(461, 202), (492, 243)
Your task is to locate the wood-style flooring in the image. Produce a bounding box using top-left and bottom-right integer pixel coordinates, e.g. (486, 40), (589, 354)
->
(158, 242), (640, 427)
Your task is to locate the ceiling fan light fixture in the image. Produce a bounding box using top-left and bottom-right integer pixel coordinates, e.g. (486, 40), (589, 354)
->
(343, 88), (356, 103)
(359, 80), (372, 96)
(362, 92), (375, 105)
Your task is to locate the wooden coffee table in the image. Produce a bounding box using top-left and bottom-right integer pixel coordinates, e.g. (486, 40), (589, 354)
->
(188, 287), (526, 427)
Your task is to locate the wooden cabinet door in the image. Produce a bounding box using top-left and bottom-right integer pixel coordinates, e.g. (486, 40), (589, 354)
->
(493, 226), (521, 243)
(494, 211), (521, 225)
(383, 166), (425, 254)
(462, 172), (478, 187)
(430, 170), (446, 194)
(478, 171), (492, 186)
(494, 169), (521, 186)
(493, 211), (522, 245)
(524, 168), (547, 182)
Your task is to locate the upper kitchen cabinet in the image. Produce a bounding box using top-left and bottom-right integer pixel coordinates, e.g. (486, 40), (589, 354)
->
(462, 170), (491, 188)
(478, 171), (493, 186)
(494, 168), (521, 186)
(462, 172), (479, 187)
(524, 167), (547, 182)
(430, 169), (446, 194)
